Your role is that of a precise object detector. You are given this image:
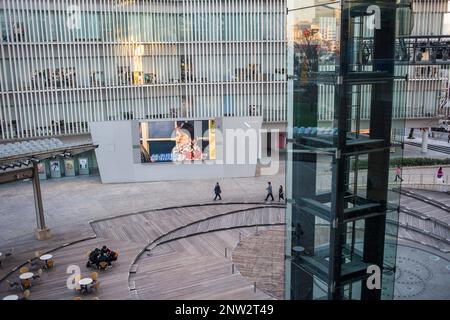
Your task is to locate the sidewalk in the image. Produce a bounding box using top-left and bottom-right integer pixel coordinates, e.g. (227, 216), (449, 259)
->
(402, 135), (450, 159)
(405, 134), (450, 148)
(0, 172), (285, 245)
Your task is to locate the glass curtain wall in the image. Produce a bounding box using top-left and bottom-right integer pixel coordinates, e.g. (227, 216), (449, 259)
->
(286, 0), (410, 300)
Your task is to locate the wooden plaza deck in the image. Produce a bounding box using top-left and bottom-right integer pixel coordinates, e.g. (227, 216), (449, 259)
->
(0, 203), (284, 300)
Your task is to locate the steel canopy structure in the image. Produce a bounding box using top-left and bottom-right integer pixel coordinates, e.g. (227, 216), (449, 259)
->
(0, 138), (97, 240)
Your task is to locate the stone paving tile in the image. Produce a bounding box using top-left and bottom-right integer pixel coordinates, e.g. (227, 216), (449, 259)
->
(232, 227), (285, 299)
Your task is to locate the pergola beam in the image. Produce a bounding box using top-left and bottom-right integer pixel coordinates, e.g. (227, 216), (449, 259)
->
(0, 167), (33, 184)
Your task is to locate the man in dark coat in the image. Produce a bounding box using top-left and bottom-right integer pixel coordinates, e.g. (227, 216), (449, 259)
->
(214, 182), (222, 201)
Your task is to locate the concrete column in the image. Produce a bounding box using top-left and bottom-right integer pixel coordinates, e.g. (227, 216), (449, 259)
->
(421, 128), (429, 154)
(32, 161), (51, 240)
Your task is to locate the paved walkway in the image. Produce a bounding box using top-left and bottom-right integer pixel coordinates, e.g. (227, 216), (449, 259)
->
(0, 172), (285, 248)
(402, 142), (449, 159)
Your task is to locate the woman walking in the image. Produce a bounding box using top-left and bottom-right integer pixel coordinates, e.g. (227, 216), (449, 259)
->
(437, 167), (444, 184)
(394, 166), (403, 182)
(279, 185), (285, 202)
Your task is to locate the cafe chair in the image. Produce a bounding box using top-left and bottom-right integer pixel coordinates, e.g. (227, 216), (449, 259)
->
(90, 272), (98, 282)
(45, 259), (54, 269)
(73, 296), (82, 301)
(19, 267), (29, 274)
(33, 269), (43, 280)
(92, 297), (100, 300)
(90, 281), (100, 292)
(21, 290), (31, 300)
(27, 259), (40, 270)
(0, 248), (13, 268)
(21, 279), (31, 290)
(74, 274), (82, 292)
(98, 261), (108, 271)
(6, 280), (20, 290)
(5, 248), (15, 258)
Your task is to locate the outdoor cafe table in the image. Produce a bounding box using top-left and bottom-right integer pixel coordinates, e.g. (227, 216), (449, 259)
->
(293, 246), (305, 254)
(3, 295), (19, 300)
(19, 272), (34, 289)
(19, 272), (34, 281)
(292, 246), (306, 257)
(40, 254), (53, 268)
(79, 278), (93, 294)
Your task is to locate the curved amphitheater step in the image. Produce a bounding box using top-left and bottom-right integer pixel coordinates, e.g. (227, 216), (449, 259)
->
(398, 188), (450, 215)
(129, 205), (284, 299)
(397, 227), (450, 253)
(130, 228), (273, 300)
(149, 206), (284, 249)
(395, 189), (450, 252)
(400, 207), (450, 241)
(91, 203), (280, 245)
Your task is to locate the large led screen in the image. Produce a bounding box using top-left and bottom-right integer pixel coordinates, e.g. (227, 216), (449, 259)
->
(139, 120), (216, 163)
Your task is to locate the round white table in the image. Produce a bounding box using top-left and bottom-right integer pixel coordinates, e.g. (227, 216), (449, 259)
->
(79, 278), (93, 294)
(293, 246), (305, 254)
(3, 294), (19, 300)
(79, 278), (93, 286)
(39, 254), (53, 261)
(40, 254), (53, 268)
(19, 272), (34, 280)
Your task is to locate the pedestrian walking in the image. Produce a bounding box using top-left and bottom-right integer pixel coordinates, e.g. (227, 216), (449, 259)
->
(265, 182), (274, 201)
(279, 185), (285, 202)
(437, 167), (444, 183)
(214, 182), (222, 201)
(447, 132), (450, 144)
(394, 166), (403, 182)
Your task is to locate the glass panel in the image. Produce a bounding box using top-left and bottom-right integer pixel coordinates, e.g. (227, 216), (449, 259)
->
(286, 0), (410, 300)
(286, 0), (341, 300)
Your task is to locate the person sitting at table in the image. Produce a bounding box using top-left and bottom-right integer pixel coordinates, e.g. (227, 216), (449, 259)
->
(108, 249), (118, 262)
(101, 246), (118, 262)
(101, 246), (112, 258)
(98, 252), (110, 267)
(21, 278), (31, 290)
(87, 248), (101, 268)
